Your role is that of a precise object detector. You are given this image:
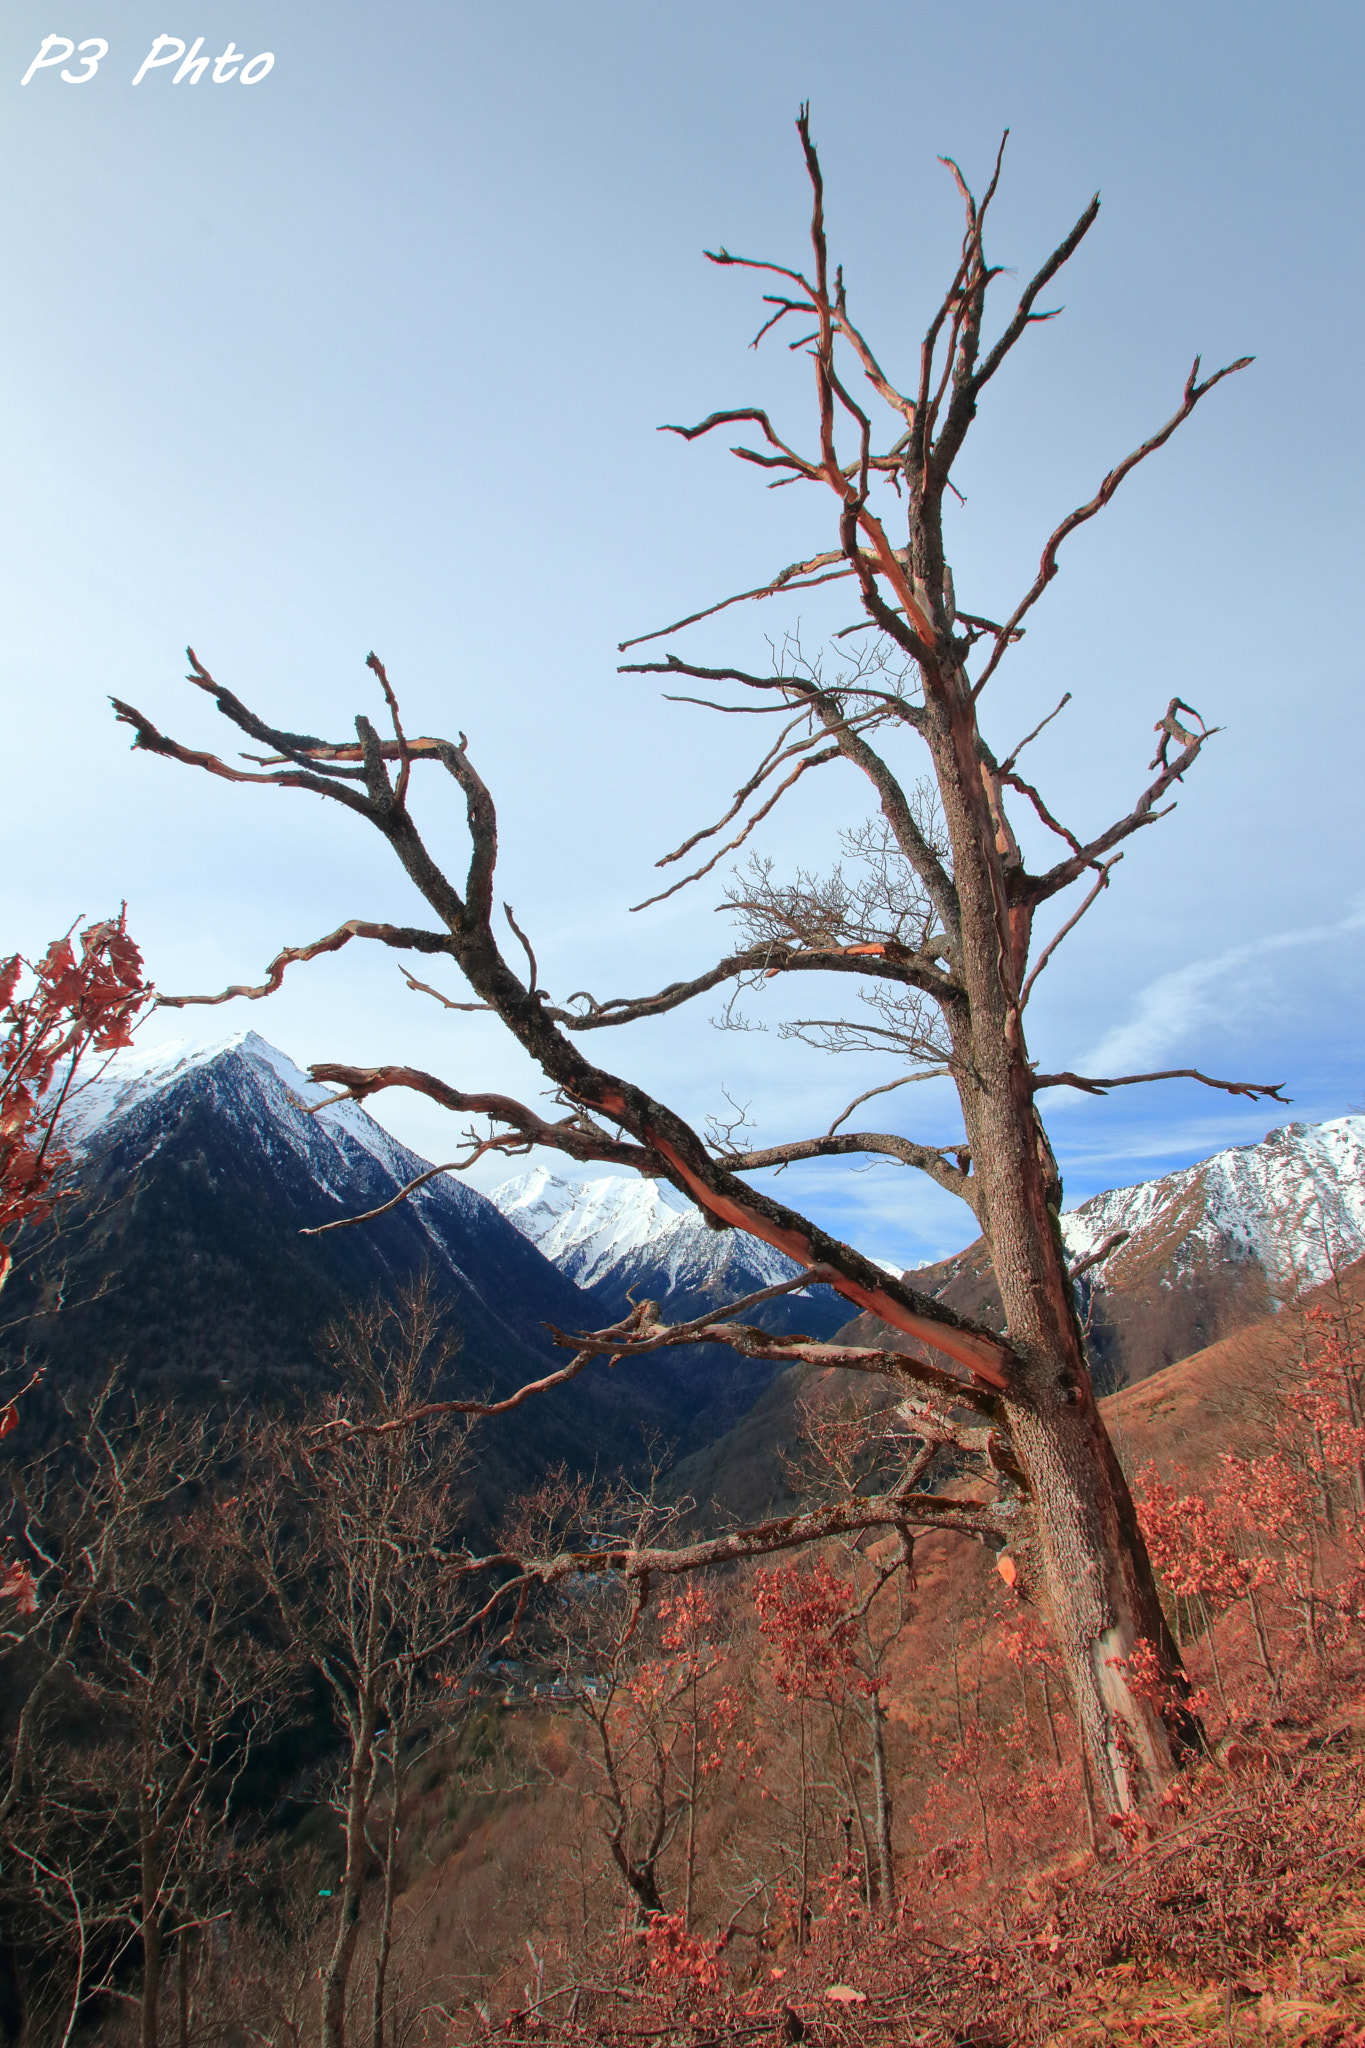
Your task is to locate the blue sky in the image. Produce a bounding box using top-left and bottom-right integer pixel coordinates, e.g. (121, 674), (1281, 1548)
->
(3, 0), (1362, 1269)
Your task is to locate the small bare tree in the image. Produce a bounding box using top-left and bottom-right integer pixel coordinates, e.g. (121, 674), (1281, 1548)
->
(551, 1570), (736, 1929)
(110, 114), (1282, 1825)
(783, 1397), (927, 1917)
(246, 1283), (475, 2048)
(1, 1402), (275, 2048)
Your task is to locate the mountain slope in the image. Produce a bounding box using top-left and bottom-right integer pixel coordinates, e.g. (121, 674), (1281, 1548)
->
(665, 1116), (1365, 1523)
(873, 1116), (1365, 1393)
(1, 1035), (785, 1500)
(488, 1166), (849, 1337)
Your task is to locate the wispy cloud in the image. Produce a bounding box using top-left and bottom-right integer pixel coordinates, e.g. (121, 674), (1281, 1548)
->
(1083, 899), (1365, 1076)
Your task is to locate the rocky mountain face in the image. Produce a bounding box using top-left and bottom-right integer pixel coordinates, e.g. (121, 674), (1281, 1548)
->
(895, 1116), (1365, 1394)
(666, 1115), (1365, 1524)
(1, 1035), (787, 1508)
(488, 1165), (849, 1337)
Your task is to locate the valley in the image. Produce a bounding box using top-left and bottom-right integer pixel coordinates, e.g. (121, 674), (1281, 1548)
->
(4, 1033), (1364, 2044)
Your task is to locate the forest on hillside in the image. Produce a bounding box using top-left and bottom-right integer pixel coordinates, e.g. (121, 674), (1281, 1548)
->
(6, 1254), (1365, 2045)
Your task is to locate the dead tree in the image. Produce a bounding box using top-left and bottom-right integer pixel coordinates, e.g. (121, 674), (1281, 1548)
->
(110, 114), (1282, 1826)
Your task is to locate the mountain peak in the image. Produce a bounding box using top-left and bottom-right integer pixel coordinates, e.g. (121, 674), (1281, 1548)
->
(487, 1168), (849, 1339)
(1061, 1112), (1365, 1296)
(489, 1169), (694, 1292)
(61, 1030), (319, 1146)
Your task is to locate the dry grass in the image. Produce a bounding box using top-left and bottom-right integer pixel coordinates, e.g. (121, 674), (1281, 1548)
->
(482, 1715), (1365, 2048)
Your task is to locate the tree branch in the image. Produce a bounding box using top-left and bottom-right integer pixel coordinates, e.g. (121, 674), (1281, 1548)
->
(111, 693), (377, 821)
(724, 1130), (978, 1212)
(155, 920), (451, 1009)
(973, 354), (1253, 695)
(1032, 1067), (1289, 1102)
(1018, 857), (1121, 1009)
(544, 939), (958, 1033)
(1024, 700), (1219, 903)
(628, 747), (842, 912)
(1068, 1230), (1130, 1283)
(459, 1487), (1012, 1615)
(617, 554), (853, 653)
(825, 1069), (950, 1134)
(305, 1063), (656, 1170)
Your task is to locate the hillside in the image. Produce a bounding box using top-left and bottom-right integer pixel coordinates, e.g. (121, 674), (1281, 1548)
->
(901, 1115), (1365, 1394)
(279, 1239), (1365, 2045)
(1101, 1251), (1365, 1482)
(0, 1034), (788, 1502)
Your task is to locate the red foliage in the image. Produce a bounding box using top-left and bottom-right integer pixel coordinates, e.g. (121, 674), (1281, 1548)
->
(1293, 1307), (1365, 1491)
(640, 1911), (725, 1992)
(0, 1559), (37, 1614)
(1, 910), (151, 1612)
(1134, 1464), (1251, 1603)
(658, 1582), (714, 1661)
(753, 1560), (866, 1702)
(1216, 1449), (1313, 1546)
(0, 909), (152, 1290)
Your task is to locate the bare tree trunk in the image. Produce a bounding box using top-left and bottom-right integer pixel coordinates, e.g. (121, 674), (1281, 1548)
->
(321, 1701), (377, 2048)
(951, 1624), (994, 1871)
(828, 1706), (874, 1908)
(368, 1779), (401, 2048)
(796, 1708), (810, 1953)
(865, 1696), (894, 1918)
(176, 1925), (192, 2048)
(608, 1836), (664, 1921)
(940, 774), (1200, 1815)
(1245, 1584), (1279, 1695)
(140, 1910), (162, 2048)
(1199, 1599), (1230, 1721)
(140, 1818), (164, 2048)
(682, 1683), (699, 1933)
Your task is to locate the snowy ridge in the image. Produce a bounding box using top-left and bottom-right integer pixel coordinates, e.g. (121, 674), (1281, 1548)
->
(62, 1029), (486, 1235)
(490, 1167), (697, 1292)
(490, 1166), (816, 1307)
(1060, 1116), (1365, 1295)
(495, 1119), (1365, 1331)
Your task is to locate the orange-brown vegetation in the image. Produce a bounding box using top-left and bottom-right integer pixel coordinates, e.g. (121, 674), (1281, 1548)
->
(134, 1261), (1365, 2046)
(7, 1258), (1365, 2044)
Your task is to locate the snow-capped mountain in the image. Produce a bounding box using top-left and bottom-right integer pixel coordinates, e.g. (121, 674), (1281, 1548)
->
(489, 1166), (849, 1337)
(1057, 1116), (1365, 1388)
(26, 1032), (609, 1437)
(60, 1030), (490, 1242)
(1059, 1116), (1365, 1295)
(4, 1032), (798, 1492)
(489, 1169), (698, 1294)
(886, 1115), (1365, 1392)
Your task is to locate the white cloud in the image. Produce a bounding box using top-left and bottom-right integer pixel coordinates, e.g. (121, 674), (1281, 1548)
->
(1083, 898), (1365, 1077)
